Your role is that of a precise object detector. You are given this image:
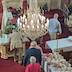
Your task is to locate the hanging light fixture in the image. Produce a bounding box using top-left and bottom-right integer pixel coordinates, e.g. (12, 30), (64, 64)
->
(18, 0), (49, 40)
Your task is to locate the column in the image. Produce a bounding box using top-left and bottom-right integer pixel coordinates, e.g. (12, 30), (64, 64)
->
(0, 0), (3, 29)
(22, 0), (28, 13)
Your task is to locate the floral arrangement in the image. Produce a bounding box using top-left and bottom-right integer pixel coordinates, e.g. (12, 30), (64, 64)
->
(46, 52), (72, 72)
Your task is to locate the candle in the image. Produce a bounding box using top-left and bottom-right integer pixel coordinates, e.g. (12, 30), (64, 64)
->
(19, 23), (22, 28)
(37, 25), (39, 29)
(25, 19), (27, 24)
(23, 14), (26, 20)
(37, 19), (39, 24)
(32, 25), (34, 29)
(23, 24), (25, 28)
(31, 20), (33, 23)
(27, 25), (30, 28)
(42, 25), (44, 28)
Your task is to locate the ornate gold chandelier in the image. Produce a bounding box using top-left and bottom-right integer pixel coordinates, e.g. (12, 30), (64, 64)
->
(18, 0), (49, 40)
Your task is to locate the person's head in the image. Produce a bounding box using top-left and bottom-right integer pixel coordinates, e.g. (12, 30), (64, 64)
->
(30, 56), (36, 64)
(30, 41), (37, 48)
(54, 13), (59, 19)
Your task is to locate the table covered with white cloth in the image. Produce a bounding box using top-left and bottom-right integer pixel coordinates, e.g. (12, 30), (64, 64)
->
(0, 34), (9, 59)
(46, 37), (72, 52)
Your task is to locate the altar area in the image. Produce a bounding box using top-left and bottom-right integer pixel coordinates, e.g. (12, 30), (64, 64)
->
(0, 0), (49, 60)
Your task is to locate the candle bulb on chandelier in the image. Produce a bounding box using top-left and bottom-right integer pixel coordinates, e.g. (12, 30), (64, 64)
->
(23, 24), (25, 28)
(42, 24), (44, 28)
(19, 23), (22, 28)
(23, 24), (25, 30)
(32, 25), (34, 29)
(41, 16), (45, 23)
(25, 19), (27, 24)
(37, 19), (39, 24)
(23, 14), (26, 20)
(37, 25), (39, 29)
(31, 20), (33, 24)
(27, 25), (30, 28)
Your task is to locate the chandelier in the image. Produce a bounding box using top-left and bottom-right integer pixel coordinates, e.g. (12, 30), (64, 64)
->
(18, 0), (49, 40)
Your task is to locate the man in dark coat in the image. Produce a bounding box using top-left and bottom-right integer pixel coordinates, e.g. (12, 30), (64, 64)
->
(23, 48), (42, 66)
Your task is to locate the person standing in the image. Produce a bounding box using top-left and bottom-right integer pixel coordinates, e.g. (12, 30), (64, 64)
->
(1, 0), (13, 32)
(48, 13), (62, 40)
(23, 47), (42, 66)
(9, 29), (23, 64)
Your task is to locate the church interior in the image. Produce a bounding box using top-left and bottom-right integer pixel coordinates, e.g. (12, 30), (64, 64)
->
(0, 0), (72, 72)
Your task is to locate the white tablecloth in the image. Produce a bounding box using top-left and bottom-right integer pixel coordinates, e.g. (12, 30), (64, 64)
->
(0, 34), (9, 44)
(46, 38), (72, 52)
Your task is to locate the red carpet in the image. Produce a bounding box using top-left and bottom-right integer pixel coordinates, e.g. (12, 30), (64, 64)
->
(0, 58), (25, 72)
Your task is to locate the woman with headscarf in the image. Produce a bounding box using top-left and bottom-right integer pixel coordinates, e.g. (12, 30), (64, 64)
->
(25, 56), (41, 72)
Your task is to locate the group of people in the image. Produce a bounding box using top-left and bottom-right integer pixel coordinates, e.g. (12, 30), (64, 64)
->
(10, 13), (62, 65)
(0, 5), (62, 72)
(0, 29), (44, 71)
(23, 41), (43, 66)
(1, 0), (62, 40)
(0, 29), (42, 63)
(1, 1), (62, 71)
(0, 12), (62, 60)
(0, 0), (68, 72)
(23, 41), (43, 72)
